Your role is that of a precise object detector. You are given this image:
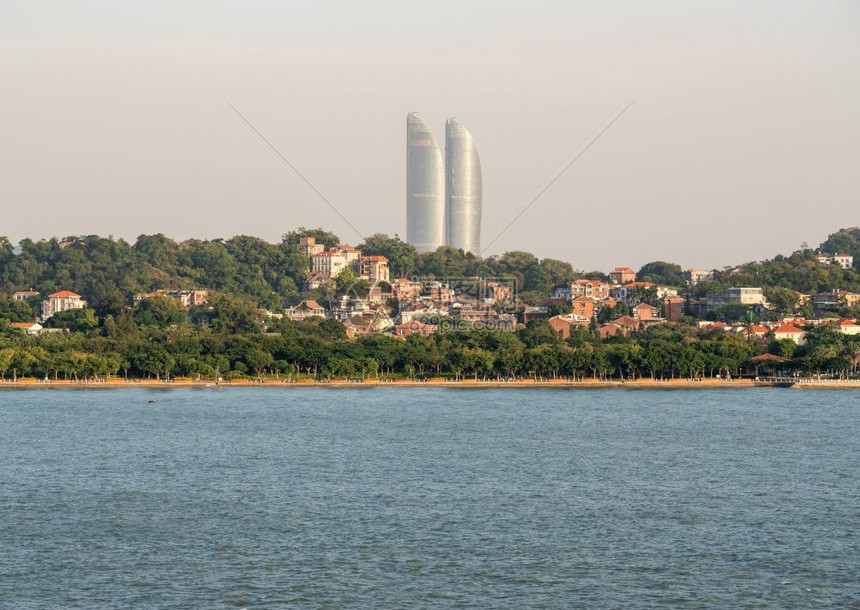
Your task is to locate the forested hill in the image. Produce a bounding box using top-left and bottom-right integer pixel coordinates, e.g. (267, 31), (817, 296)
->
(0, 229), (585, 314)
(1, 227), (859, 316)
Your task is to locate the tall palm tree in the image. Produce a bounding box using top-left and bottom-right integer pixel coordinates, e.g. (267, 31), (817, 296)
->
(744, 309), (757, 345)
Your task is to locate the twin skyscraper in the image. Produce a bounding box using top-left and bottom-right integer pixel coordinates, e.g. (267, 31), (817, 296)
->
(406, 114), (482, 254)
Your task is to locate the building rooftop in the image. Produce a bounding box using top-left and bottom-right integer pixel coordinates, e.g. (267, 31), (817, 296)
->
(750, 353), (789, 363)
(774, 323), (805, 334)
(9, 322), (39, 328)
(47, 290), (81, 298)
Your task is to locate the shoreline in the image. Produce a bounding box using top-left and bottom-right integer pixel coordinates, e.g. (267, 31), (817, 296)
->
(1, 378), (858, 389)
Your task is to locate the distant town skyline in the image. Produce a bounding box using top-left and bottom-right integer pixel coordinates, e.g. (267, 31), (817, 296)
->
(406, 115), (482, 255)
(405, 114), (444, 253)
(445, 118), (482, 255)
(1, 1), (858, 270)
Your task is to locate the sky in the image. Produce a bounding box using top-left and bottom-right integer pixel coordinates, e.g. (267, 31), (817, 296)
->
(1, 1), (858, 271)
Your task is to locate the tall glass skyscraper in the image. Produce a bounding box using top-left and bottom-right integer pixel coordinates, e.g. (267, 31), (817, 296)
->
(405, 113), (445, 253)
(445, 118), (482, 254)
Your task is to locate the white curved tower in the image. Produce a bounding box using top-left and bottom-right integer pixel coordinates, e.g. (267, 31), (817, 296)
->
(406, 114), (445, 253)
(445, 119), (482, 254)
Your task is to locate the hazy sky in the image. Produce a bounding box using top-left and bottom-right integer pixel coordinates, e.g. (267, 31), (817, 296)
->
(2, 1), (858, 271)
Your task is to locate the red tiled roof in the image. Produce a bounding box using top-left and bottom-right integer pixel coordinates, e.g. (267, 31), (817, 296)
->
(48, 291), (81, 298)
(774, 323), (805, 334)
(360, 255), (389, 262)
(9, 322), (37, 328)
(614, 316), (638, 327)
(750, 353), (789, 363)
(292, 299), (324, 310)
(396, 321), (436, 330)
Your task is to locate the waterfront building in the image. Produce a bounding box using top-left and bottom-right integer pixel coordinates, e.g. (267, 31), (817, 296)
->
(394, 320), (438, 338)
(406, 114), (445, 253)
(445, 118), (482, 254)
(8, 322), (43, 336)
(685, 269), (715, 285)
(40, 290), (87, 321)
(663, 295), (685, 321)
(358, 255), (390, 284)
(571, 296), (597, 319)
(598, 323), (627, 339)
(303, 272), (336, 291)
(299, 236), (325, 258)
(815, 252), (854, 269)
(12, 291), (39, 301)
(548, 314), (590, 340)
(311, 251), (350, 278)
(570, 279), (610, 300)
(522, 306), (548, 323)
(391, 278), (423, 302)
(812, 289), (860, 313)
(633, 302), (659, 321)
(609, 267), (636, 285)
(835, 318), (860, 335)
(424, 281), (455, 305)
(332, 245), (362, 266)
(286, 299), (326, 321)
(772, 322), (807, 344)
(706, 287), (768, 312)
(132, 290), (207, 308)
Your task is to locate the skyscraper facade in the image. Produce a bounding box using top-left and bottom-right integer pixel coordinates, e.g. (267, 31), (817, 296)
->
(444, 118), (482, 254)
(405, 114), (445, 253)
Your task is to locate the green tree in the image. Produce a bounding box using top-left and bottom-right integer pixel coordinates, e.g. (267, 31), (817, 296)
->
(282, 228), (341, 248)
(45, 309), (99, 333)
(637, 261), (685, 286)
(418, 246), (474, 278)
(0, 348), (14, 380)
(191, 294), (262, 334)
(763, 286), (800, 315)
(0, 298), (34, 323)
(356, 234), (418, 278)
(133, 297), (186, 328)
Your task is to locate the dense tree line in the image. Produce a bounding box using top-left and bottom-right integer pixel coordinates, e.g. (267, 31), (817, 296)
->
(0, 231), (584, 314)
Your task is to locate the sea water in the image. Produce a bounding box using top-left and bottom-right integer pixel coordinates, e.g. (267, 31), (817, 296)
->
(1, 388), (858, 608)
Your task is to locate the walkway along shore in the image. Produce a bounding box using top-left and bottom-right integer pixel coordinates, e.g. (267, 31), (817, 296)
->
(1, 378), (859, 389)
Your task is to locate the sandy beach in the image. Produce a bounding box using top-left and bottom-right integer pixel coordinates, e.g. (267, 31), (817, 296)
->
(2, 378), (858, 389)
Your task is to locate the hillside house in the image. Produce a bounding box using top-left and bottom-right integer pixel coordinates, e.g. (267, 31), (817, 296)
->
(41, 291), (87, 321)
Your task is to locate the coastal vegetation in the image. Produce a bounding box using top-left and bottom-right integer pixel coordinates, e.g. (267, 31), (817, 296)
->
(1, 227), (859, 381)
(0, 293), (857, 382)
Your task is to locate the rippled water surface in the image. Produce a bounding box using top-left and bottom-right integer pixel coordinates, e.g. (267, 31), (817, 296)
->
(1, 388), (858, 608)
